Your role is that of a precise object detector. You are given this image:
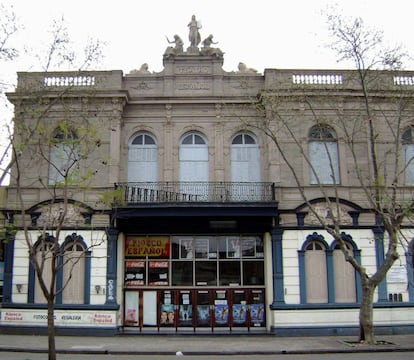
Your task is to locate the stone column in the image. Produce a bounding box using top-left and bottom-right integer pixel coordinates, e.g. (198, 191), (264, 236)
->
(108, 98), (125, 185)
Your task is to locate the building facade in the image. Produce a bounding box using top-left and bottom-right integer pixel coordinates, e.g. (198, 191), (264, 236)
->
(1, 21), (414, 336)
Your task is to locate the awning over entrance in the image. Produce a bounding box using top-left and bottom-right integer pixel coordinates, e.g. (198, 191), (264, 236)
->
(114, 203), (278, 234)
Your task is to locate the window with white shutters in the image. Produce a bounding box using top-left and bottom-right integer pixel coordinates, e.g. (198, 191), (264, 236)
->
(128, 132), (158, 182)
(308, 125), (340, 184)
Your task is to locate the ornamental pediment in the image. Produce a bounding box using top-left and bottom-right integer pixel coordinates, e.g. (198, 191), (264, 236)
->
(31, 202), (91, 228)
(303, 202), (354, 226)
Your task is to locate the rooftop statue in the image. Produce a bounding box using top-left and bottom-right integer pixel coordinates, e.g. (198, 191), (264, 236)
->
(129, 63), (151, 75)
(237, 62), (258, 73)
(163, 16), (223, 58)
(188, 15), (201, 48)
(201, 34), (223, 57)
(164, 34), (184, 58)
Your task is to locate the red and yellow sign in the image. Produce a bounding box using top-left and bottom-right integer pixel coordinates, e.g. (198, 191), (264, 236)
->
(125, 236), (170, 258)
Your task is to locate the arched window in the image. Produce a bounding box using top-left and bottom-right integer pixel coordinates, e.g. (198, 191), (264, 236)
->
(304, 240), (328, 303)
(230, 132), (260, 182)
(128, 132), (158, 182)
(62, 234), (86, 304)
(29, 233), (90, 305)
(308, 125), (339, 184)
(34, 234), (56, 304)
(402, 127), (414, 185)
(299, 233), (329, 304)
(179, 132), (209, 182)
(49, 128), (79, 185)
(332, 242), (356, 302)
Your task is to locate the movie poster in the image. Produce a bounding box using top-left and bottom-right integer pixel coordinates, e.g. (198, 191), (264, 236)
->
(179, 304), (193, 326)
(250, 303), (265, 326)
(214, 303), (229, 325)
(196, 305), (210, 326)
(232, 304), (247, 325)
(124, 291), (138, 326)
(160, 304), (175, 326)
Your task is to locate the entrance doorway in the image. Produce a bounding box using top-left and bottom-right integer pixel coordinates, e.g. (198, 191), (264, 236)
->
(124, 288), (265, 332)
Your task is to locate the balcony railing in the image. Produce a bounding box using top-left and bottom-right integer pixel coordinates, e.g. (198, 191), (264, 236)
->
(115, 182), (276, 203)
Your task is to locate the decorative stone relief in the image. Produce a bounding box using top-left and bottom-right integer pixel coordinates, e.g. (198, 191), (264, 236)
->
(36, 203), (87, 227)
(305, 203), (353, 225)
(176, 81), (210, 91)
(131, 82), (152, 91)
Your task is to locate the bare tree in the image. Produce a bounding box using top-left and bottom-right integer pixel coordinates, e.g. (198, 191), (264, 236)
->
(0, 3), (18, 62)
(246, 11), (413, 344)
(3, 16), (106, 360)
(10, 106), (107, 360)
(0, 3), (20, 184)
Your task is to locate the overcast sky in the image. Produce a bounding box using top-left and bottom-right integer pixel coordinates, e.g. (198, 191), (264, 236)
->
(1, 0), (413, 183)
(2, 0), (414, 76)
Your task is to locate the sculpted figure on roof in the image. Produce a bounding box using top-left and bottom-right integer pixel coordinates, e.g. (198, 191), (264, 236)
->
(201, 34), (223, 57)
(164, 34), (184, 58)
(188, 15), (201, 48)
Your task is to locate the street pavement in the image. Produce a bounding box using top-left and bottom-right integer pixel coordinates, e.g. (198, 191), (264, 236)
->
(0, 333), (413, 356)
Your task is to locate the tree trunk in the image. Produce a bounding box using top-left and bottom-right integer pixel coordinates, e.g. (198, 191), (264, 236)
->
(47, 298), (56, 360)
(359, 281), (376, 344)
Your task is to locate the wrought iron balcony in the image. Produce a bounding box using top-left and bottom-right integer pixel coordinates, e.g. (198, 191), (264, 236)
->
(115, 182), (276, 204)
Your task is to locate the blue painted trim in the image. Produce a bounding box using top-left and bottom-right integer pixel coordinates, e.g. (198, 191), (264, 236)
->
(3, 303), (119, 310)
(271, 229), (285, 305)
(326, 249), (334, 303)
(298, 249), (306, 303)
(373, 228), (388, 302)
(105, 228), (118, 305)
(300, 232), (329, 251)
(269, 301), (414, 310)
(270, 324), (414, 337)
(0, 325), (118, 336)
(84, 251), (91, 304)
(2, 239), (15, 304)
(27, 259), (35, 303)
(407, 240), (414, 302)
(56, 256), (63, 304)
(354, 249), (362, 302)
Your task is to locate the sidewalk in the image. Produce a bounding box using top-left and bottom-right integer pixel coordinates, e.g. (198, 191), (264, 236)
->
(0, 333), (413, 355)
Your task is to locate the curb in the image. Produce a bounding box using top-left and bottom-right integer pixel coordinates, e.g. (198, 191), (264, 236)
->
(1, 346), (414, 355)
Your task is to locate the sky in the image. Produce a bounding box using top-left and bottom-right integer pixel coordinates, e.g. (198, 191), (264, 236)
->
(2, 0), (414, 76)
(1, 0), (414, 182)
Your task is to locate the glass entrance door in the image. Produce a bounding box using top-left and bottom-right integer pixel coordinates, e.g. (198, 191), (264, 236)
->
(231, 290), (248, 328)
(159, 290), (176, 328)
(250, 289), (265, 328)
(196, 290), (212, 327)
(178, 290), (193, 327)
(214, 290), (229, 327)
(124, 288), (265, 332)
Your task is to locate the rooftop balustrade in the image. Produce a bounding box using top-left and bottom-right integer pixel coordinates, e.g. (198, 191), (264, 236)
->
(12, 68), (414, 95)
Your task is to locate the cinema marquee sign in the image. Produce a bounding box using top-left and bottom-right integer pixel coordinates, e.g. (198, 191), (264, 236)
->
(125, 236), (170, 258)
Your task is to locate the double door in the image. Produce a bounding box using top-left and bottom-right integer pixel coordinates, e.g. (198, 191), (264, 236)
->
(124, 288), (265, 332)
